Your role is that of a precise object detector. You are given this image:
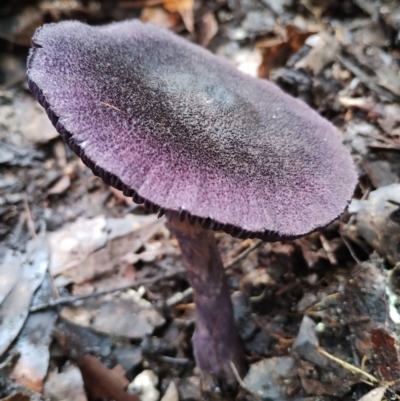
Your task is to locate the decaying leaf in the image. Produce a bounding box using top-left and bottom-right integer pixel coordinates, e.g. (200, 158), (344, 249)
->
(258, 25), (316, 78)
(357, 387), (386, 401)
(0, 251), (22, 304)
(295, 33), (340, 75)
(61, 289), (165, 339)
(348, 184), (400, 265)
(0, 233), (49, 357)
(243, 357), (296, 399)
(78, 355), (139, 401)
(44, 365), (88, 401)
(49, 214), (165, 284)
(140, 6), (181, 29)
(128, 370), (160, 401)
(10, 274), (58, 393)
(371, 328), (400, 391)
(15, 94), (59, 144)
(163, 0), (193, 31)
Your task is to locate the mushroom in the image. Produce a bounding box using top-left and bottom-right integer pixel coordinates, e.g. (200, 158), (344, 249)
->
(27, 20), (357, 388)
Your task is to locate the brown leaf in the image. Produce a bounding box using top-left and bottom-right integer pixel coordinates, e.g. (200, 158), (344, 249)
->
(257, 25), (315, 79)
(78, 355), (139, 401)
(196, 12), (218, 48)
(371, 328), (400, 391)
(163, 0), (193, 31)
(47, 175), (71, 196)
(0, 394), (31, 401)
(141, 6), (181, 29)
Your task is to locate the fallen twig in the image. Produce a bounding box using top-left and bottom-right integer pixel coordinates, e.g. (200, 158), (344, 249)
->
(30, 268), (186, 312)
(229, 361), (263, 399)
(224, 239), (262, 270)
(318, 348), (378, 385)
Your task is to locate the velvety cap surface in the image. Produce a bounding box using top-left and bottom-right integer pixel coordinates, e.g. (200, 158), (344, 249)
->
(27, 20), (357, 240)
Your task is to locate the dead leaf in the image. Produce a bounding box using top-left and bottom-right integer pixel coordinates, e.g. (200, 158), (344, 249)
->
(258, 25), (315, 78)
(0, 394), (31, 401)
(160, 381), (179, 401)
(371, 328), (400, 391)
(196, 12), (218, 48)
(348, 184), (400, 265)
(10, 274), (58, 393)
(78, 355), (139, 401)
(244, 357), (297, 399)
(295, 33), (339, 75)
(44, 365), (88, 401)
(0, 250), (22, 304)
(15, 95), (59, 144)
(357, 387), (386, 401)
(72, 263), (136, 297)
(163, 0), (193, 31)
(141, 6), (181, 29)
(49, 214), (164, 285)
(47, 175), (71, 196)
(128, 370), (159, 401)
(48, 216), (108, 276)
(91, 291), (166, 339)
(0, 233), (49, 357)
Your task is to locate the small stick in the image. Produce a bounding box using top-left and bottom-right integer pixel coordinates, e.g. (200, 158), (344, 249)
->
(319, 234), (337, 265)
(224, 239), (262, 270)
(23, 193), (37, 239)
(340, 233), (363, 265)
(30, 268), (186, 312)
(229, 361), (262, 398)
(318, 348), (378, 384)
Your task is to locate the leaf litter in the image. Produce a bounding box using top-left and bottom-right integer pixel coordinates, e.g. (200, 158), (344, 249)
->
(1, 0), (400, 400)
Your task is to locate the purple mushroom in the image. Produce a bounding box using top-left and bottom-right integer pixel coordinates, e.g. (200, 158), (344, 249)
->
(27, 20), (357, 388)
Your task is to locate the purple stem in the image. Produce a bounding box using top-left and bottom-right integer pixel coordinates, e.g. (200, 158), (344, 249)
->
(167, 214), (248, 388)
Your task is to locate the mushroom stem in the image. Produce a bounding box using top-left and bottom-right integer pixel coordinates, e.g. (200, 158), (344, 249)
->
(166, 212), (248, 387)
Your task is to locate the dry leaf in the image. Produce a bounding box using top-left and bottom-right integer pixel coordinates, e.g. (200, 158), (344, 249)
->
(141, 6), (181, 28)
(10, 274), (57, 393)
(258, 25), (315, 78)
(357, 387), (386, 401)
(44, 366), (88, 401)
(47, 175), (71, 196)
(0, 234), (49, 357)
(79, 355), (139, 401)
(163, 0), (193, 31)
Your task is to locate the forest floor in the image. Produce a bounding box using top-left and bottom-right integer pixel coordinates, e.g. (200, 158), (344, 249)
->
(0, 0), (400, 400)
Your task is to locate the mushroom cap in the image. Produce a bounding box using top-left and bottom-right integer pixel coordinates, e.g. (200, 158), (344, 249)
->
(27, 20), (357, 241)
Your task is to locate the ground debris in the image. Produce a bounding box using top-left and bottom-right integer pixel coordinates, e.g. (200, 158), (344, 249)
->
(160, 381), (179, 401)
(10, 273), (57, 393)
(61, 289), (165, 339)
(357, 387), (386, 401)
(43, 365), (88, 401)
(1, 0), (400, 400)
(0, 232), (49, 357)
(79, 355), (139, 401)
(128, 370), (160, 401)
(243, 356), (297, 400)
(348, 184), (400, 265)
(48, 213), (165, 286)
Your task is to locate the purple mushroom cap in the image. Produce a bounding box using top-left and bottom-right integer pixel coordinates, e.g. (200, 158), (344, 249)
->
(27, 20), (357, 241)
